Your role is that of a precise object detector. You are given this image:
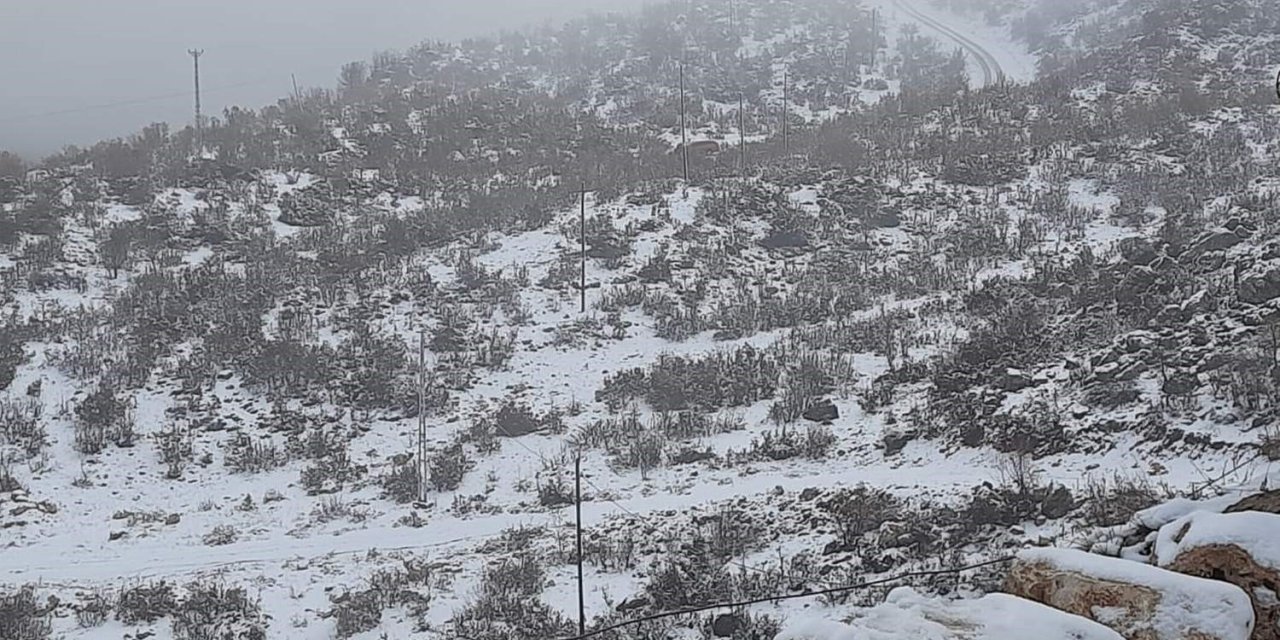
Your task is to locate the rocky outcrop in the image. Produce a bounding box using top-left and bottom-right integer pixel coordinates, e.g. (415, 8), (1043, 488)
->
(1006, 547), (1254, 640)
(1155, 511), (1280, 640)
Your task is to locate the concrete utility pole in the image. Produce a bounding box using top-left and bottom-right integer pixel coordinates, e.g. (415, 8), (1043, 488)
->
(188, 49), (205, 153)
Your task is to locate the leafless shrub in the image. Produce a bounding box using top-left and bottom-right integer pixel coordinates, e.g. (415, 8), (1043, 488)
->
(1077, 473), (1162, 527)
(0, 585), (52, 640)
(223, 434), (285, 474)
(202, 524), (238, 546)
(0, 398), (46, 459)
(381, 455), (422, 504)
(74, 589), (115, 628)
(117, 581), (177, 625)
(153, 425), (194, 479)
(172, 581), (267, 640)
(428, 442), (470, 491)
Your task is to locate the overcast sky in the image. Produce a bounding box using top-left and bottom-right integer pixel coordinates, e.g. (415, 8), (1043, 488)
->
(0, 0), (650, 160)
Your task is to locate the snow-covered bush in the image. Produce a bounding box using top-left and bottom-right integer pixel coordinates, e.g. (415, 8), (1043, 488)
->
(117, 581), (177, 625)
(172, 581), (267, 640)
(0, 586), (52, 640)
(202, 524), (239, 546)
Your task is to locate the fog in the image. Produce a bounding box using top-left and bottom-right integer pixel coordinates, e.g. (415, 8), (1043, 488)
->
(0, 0), (650, 161)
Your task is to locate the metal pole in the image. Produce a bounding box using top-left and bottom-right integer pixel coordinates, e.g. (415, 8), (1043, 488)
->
(782, 68), (789, 155)
(739, 93), (746, 176)
(680, 63), (689, 182)
(188, 49), (204, 153)
(870, 9), (877, 67)
(417, 330), (428, 503)
(575, 453), (586, 636)
(580, 185), (587, 313)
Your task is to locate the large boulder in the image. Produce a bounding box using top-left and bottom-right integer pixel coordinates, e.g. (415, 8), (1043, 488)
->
(1226, 491), (1280, 515)
(776, 586), (1123, 640)
(1239, 260), (1280, 305)
(1187, 230), (1245, 259)
(1155, 511), (1280, 640)
(1006, 547), (1254, 640)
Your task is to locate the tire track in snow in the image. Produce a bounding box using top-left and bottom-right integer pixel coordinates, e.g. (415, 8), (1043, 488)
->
(893, 0), (1005, 88)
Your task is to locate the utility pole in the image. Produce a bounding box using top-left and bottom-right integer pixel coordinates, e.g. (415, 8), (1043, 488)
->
(188, 49), (204, 154)
(291, 73), (301, 103)
(417, 330), (429, 504)
(579, 184), (588, 313)
(575, 453), (586, 637)
(739, 93), (746, 176)
(870, 8), (878, 67)
(781, 67), (789, 155)
(679, 63), (690, 182)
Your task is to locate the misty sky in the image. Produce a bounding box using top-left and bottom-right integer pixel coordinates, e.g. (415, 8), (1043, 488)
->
(0, 0), (650, 160)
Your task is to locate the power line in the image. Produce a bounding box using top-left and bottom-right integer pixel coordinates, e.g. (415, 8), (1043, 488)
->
(557, 555), (1017, 640)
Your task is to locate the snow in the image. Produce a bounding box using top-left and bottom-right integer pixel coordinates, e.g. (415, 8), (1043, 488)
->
(1016, 548), (1255, 640)
(777, 587), (1124, 640)
(1132, 494), (1240, 530)
(1155, 511), (1280, 569)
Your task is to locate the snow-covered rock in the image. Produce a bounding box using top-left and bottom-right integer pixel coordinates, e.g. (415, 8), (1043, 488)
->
(776, 586), (1123, 640)
(1155, 511), (1280, 640)
(1007, 547), (1254, 640)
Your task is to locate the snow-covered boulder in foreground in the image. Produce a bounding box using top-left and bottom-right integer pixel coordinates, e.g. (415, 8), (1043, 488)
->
(1155, 511), (1280, 640)
(776, 586), (1123, 640)
(1007, 547), (1254, 640)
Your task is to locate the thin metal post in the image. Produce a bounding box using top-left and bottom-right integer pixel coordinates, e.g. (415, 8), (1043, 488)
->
(575, 454), (586, 636)
(580, 185), (587, 313)
(739, 93), (746, 176)
(679, 63), (689, 182)
(188, 49), (204, 152)
(417, 330), (428, 503)
(782, 67), (789, 155)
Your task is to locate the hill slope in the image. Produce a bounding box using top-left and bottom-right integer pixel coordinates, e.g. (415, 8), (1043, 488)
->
(1, 0), (1279, 638)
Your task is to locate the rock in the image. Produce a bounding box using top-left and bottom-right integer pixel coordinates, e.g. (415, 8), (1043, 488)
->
(712, 613), (744, 637)
(109, 530), (127, 541)
(1162, 370), (1200, 397)
(1239, 261), (1280, 305)
(1155, 511), (1280, 640)
(1006, 547), (1254, 640)
(776, 586), (1124, 639)
(616, 596), (649, 613)
(759, 230), (809, 250)
(997, 368), (1035, 392)
(882, 429), (915, 456)
(1118, 237), (1159, 266)
(164, 513), (181, 525)
(802, 400), (838, 423)
(1226, 491), (1280, 515)
(799, 487), (822, 502)
(1188, 230), (1244, 258)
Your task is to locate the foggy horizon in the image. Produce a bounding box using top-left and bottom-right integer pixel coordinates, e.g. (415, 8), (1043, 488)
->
(0, 0), (650, 161)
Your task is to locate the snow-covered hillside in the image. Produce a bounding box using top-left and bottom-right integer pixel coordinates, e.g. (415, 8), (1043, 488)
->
(2, 0), (1279, 639)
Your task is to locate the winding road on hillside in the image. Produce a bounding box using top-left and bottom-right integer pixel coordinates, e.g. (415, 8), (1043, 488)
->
(893, 0), (1006, 88)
